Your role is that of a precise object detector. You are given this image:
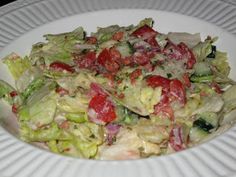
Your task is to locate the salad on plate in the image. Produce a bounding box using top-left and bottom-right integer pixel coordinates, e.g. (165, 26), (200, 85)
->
(0, 18), (236, 160)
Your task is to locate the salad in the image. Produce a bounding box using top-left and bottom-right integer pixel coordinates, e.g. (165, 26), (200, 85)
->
(0, 18), (236, 160)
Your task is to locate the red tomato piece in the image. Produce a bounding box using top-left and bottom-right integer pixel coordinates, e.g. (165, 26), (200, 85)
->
(109, 47), (121, 61)
(182, 73), (191, 88)
(12, 104), (18, 113)
(146, 36), (159, 47)
(154, 92), (174, 120)
(210, 82), (223, 94)
(97, 48), (111, 66)
(169, 126), (185, 151)
(112, 31), (124, 41)
(77, 51), (96, 68)
(9, 91), (18, 97)
(169, 79), (186, 105)
(90, 83), (108, 97)
(49, 61), (75, 73)
(163, 42), (183, 60)
(132, 25), (157, 39)
(178, 42), (196, 69)
(133, 52), (151, 66)
(130, 69), (142, 84)
(88, 94), (117, 123)
(146, 75), (171, 92)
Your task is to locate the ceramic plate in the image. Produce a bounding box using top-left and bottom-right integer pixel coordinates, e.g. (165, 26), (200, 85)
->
(0, 0), (236, 177)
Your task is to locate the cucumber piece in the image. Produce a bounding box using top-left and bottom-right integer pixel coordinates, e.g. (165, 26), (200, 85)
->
(190, 75), (213, 83)
(116, 42), (134, 57)
(193, 118), (214, 132)
(197, 112), (218, 128)
(189, 127), (209, 142)
(193, 62), (212, 76)
(207, 45), (216, 58)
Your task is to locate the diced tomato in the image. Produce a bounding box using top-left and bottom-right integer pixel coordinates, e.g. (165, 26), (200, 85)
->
(97, 48), (111, 66)
(169, 126), (185, 151)
(112, 31), (124, 41)
(210, 82), (223, 94)
(169, 79), (186, 105)
(178, 42), (196, 69)
(154, 91), (174, 120)
(49, 61), (75, 73)
(9, 91), (18, 97)
(163, 42), (196, 69)
(163, 42), (183, 60)
(97, 48), (120, 72)
(90, 83), (107, 97)
(86, 36), (97, 44)
(77, 51), (96, 68)
(133, 52), (151, 66)
(146, 36), (159, 47)
(146, 75), (171, 92)
(12, 104), (18, 113)
(182, 73), (191, 88)
(130, 69), (142, 84)
(109, 47), (121, 61)
(105, 61), (120, 72)
(88, 94), (117, 123)
(132, 25), (157, 39)
(55, 87), (69, 96)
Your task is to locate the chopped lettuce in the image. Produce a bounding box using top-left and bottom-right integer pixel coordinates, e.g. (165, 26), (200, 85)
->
(3, 53), (31, 79)
(211, 51), (230, 77)
(167, 32), (201, 48)
(19, 92), (57, 128)
(30, 27), (85, 65)
(15, 66), (43, 92)
(192, 39), (213, 61)
(0, 80), (14, 98)
(20, 122), (70, 142)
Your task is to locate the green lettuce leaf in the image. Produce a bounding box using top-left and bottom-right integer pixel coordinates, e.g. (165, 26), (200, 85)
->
(20, 122), (70, 142)
(3, 53), (31, 80)
(30, 27), (85, 65)
(211, 51), (230, 77)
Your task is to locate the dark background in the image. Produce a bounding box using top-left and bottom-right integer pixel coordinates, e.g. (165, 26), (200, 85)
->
(0, 0), (17, 7)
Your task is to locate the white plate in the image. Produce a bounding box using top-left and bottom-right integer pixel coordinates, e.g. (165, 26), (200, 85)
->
(1, 1), (236, 177)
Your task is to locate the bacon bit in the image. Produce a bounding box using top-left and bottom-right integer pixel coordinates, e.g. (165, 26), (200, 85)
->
(12, 104), (18, 113)
(182, 73), (191, 88)
(130, 69), (142, 84)
(105, 61), (120, 72)
(60, 120), (69, 129)
(112, 31), (124, 41)
(55, 87), (69, 96)
(86, 36), (97, 44)
(211, 82), (223, 94)
(9, 91), (18, 97)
